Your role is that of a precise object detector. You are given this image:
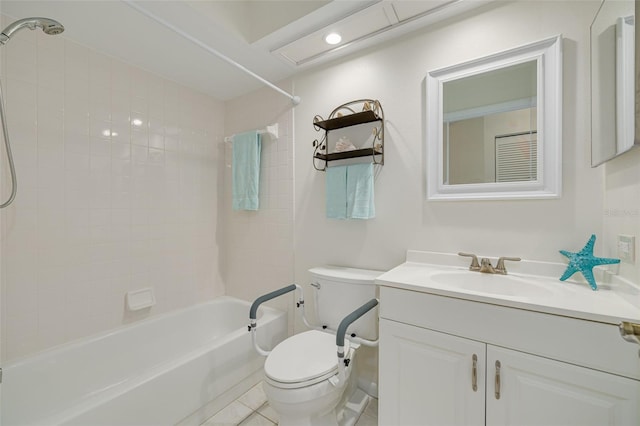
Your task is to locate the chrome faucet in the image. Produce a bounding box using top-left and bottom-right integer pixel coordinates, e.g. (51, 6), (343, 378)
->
(495, 256), (521, 274)
(459, 253), (521, 275)
(459, 252), (480, 271)
(480, 257), (496, 273)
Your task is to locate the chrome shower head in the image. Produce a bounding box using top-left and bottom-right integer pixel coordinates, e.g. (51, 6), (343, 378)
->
(0, 17), (64, 45)
(41, 20), (65, 36)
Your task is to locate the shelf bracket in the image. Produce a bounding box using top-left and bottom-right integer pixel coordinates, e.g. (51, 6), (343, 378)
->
(312, 99), (384, 172)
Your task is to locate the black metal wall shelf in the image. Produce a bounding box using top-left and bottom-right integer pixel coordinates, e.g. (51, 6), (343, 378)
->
(312, 99), (384, 171)
(315, 147), (383, 162)
(314, 110), (380, 131)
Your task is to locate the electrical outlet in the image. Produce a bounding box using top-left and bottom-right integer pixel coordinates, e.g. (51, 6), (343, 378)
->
(617, 235), (636, 263)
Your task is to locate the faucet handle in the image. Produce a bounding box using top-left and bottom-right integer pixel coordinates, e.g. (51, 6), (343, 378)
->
(458, 252), (480, 271)
(495, 257), (521, 274)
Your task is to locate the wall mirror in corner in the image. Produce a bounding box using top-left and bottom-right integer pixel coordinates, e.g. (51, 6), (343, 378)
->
(591, 0), (639, 166)
(426, 36), (562, 201)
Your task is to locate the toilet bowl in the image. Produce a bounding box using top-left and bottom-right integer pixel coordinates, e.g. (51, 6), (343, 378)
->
(252, 266), (381, 426)
(262, 330), (360, 426)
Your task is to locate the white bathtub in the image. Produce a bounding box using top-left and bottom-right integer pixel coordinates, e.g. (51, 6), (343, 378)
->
(2, 296), (287, 426)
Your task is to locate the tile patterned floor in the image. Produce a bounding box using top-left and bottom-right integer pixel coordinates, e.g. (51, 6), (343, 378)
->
(200, 382), (378, 426)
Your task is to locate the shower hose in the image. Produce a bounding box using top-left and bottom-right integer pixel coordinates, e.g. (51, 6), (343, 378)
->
(0, 78), (17, 208)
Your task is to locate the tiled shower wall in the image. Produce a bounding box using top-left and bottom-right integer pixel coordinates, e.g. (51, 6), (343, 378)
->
(223, 83), (295, 331)
(0, 17), (225, 362)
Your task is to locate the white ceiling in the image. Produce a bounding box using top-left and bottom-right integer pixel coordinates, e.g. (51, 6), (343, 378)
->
(1, 0), (490, 101)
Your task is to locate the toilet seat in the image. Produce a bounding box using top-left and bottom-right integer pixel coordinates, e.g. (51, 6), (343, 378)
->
(264, 330), (351, 389)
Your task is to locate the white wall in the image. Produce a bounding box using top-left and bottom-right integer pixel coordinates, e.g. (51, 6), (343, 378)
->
(293, 0), (604, 300)
(604, 148), (640, 283)
(0, 17), (225, 361)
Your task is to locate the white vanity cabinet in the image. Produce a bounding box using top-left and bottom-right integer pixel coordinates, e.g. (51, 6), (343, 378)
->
(487, 345), (639, 425)
(378, 286), (640, 426)
(379, 319), (485, 426)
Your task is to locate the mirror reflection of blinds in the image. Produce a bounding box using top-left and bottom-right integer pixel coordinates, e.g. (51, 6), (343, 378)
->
(495, 131), (537, 182)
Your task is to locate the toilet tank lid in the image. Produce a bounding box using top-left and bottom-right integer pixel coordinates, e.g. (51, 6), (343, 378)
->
(309, 266), (384, 284)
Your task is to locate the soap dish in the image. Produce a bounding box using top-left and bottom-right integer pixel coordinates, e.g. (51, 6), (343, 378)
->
(126, 288), (156, 311)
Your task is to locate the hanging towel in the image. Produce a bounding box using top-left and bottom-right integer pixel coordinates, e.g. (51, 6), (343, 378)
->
(346, 163), (375, 219)
(326, 163), (375, 220)
(232, 131), (262, 211)
(325, 165), (348, 219)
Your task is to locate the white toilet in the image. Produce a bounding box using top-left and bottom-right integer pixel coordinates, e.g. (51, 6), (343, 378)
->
(262, 266), (380, 426)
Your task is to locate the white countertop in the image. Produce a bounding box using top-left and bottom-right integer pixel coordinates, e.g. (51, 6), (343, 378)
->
(376, 251), (640, 325)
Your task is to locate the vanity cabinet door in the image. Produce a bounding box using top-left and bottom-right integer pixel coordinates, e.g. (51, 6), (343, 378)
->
(379, 319), (486, 426)
(487, 345), (640, 426)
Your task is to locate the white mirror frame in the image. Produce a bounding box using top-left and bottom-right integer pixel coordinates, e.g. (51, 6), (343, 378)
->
(426, 35), (563, 201)
(590, 0), (639, 167)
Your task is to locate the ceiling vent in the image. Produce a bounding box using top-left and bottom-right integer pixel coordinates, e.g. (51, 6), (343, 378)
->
(271, 0), (490, 67)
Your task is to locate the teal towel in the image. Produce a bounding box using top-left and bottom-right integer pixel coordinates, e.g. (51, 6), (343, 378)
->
(346, 163), (375, 219)
(326, 163), (375, 220)
(232, 131), (262, 211)
(326, 165), (348, 219)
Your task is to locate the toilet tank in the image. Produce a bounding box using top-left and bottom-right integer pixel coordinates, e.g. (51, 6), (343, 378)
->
(309, 266), (382, 341)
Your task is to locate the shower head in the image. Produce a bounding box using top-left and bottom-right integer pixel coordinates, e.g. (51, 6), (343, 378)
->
(0, 17), (64, 45)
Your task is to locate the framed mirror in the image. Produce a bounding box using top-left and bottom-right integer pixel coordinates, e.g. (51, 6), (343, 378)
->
(590, 0), (639, 166)
(426, 36), (562, 201)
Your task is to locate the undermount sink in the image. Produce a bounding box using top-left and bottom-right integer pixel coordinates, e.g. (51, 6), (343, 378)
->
(429, 270), (557, 299)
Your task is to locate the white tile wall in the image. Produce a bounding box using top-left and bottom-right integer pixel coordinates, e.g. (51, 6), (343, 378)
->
(222, 83), (295, 331)
(0, 17), (225, 362)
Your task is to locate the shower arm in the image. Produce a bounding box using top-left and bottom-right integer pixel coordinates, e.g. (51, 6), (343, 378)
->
(122, 0), (301, 106)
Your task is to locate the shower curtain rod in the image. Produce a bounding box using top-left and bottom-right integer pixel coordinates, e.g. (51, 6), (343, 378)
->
(122, 0), (301, 105)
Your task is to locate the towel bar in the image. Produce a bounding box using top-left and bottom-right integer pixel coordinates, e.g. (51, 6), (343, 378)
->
(224, 123), (278, 143)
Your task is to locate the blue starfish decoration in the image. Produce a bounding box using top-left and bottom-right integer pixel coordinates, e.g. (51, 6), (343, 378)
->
(559, 234), (620, 290)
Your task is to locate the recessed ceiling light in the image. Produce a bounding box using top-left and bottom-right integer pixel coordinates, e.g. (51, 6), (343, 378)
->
(132, 118), (143, 127)
(324, 32), (342, 45)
